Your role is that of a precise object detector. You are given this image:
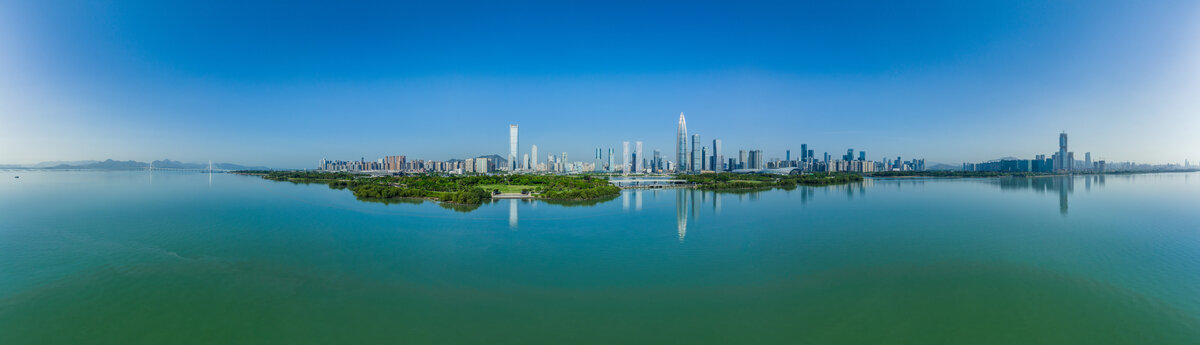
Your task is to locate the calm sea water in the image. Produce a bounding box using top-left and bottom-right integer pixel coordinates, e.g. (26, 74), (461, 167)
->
(2, 171), (1199, 344)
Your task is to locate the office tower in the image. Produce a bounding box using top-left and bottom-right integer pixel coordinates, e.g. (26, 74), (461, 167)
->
(523, 154), (529, 171)
(676, 113), (688, 172)
(1085, 152), (1092, 170)
(607, 148), (615, 172)
(807, 149), (814, 161)
(712, 139), (723, 171)
(653, 149), (662, 172)
(1058, 132), (1070, 171)
(701, 146), (709, 172)
(859, 151), (866, 161)
(747, 150), (764, 169)
(531, 145), (539, 171)
(825, 152), (831, 164)
(636, 141), (644, 173)
(561, 152), (568, 171)
(801, 144), (808, 161)
(845, 149), (854, 161)
(691, 134), (701, 172)
(786, 150), (791, 162)
(739, 150), (748, 169)
(509, 125), (519, 171)
(622, 141), (631, 174)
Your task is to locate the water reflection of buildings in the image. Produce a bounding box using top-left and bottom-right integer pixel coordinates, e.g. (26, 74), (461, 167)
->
(509, 198), (518, 228)
(676, 189), (687, 241)
(987, 175), (1104, 215)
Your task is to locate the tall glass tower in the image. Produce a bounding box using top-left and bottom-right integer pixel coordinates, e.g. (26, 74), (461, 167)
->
(1058, 132), (1069, 171)
(622, 141), (631, 174)
(691, 134), (701, 172)
(531, 144), (538, 171)
(713, 139), (722, 171)
(509, 125), (519, 171)
(635, 141), (643, 174)
(676, 113), (688, 172)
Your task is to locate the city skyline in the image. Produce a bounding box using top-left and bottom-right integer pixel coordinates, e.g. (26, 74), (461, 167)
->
(2, 1), (1199, 168)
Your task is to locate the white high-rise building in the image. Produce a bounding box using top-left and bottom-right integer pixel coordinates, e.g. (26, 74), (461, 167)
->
(635, 141), (643, 174)
(509, 125), (519, 171)
(531, 144), (538, 171)
(622, 141), (631, 174)
(676, 113), (688, 172)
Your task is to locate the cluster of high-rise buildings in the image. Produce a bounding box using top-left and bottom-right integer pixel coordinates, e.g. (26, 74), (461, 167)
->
(318, 113), (927, 175)
(672, 113), (924, 174)
(963, 132), (1107, 173)
(319, 156), (482, 173)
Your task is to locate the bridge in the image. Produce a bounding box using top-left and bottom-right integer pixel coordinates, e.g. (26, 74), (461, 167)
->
(145, 160), (232, 172)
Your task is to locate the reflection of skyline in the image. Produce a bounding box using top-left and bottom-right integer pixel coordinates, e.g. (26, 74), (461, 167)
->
(988, 175), (1105, 215)
(675, 189), (687, 242)
(509, 198), (518, 228)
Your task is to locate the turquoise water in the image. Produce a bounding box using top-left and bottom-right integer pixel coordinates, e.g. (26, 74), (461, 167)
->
(2, 171), (1199, 344)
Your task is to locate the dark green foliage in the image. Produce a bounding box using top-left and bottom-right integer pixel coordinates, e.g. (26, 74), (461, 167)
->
(252, 171), (620, 204)
(678, 172), (863, 190)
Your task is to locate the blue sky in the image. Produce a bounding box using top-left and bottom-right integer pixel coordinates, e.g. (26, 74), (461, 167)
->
(2, 0), (1198, 168)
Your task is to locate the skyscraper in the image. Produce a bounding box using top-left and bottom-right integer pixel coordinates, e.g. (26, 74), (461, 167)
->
(531, 144), (538, 171)
(701, 146), (709, 172)
(653, 149), (662, 172)
(594, 148), (601, 172)
(509, 125), (518, 171)
(635, 141), (643, 174)
(747, 150), (764, 169)
(712, 139), (723, 171)
(676, 113), (688, 172)
(801, 144), (808, 161)
(691, 134), (701, 172)
(1085, 152), (1092, 170)
(739, 150), (747, 169)
(786, 150), (791, 162)
(607, 148), (614, 172)
(1057, 132), (1070, 172)
(622, 141), (631, 174)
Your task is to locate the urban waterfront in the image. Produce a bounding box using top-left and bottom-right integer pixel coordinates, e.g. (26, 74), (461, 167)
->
(2, 171), (1199, 344)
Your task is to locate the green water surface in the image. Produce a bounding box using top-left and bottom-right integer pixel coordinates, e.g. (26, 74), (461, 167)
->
(1, 171), (1198, 344)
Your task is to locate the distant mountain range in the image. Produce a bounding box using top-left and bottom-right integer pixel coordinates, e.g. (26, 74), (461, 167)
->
(2, 159), (269, 171)
(926, 163), (960, 171)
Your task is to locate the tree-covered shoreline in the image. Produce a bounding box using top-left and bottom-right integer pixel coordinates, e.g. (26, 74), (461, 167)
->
(676, 172), (864, 190)
(236, 171), (621, 205)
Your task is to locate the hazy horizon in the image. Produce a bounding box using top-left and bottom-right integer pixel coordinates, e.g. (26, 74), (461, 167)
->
(2, 1), (1198, 168)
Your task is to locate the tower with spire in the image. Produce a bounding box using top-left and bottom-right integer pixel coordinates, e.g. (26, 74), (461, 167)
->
(676, 112), (688, 172)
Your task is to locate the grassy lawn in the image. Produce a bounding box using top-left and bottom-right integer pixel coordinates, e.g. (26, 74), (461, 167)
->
(476, 184), (538, 193)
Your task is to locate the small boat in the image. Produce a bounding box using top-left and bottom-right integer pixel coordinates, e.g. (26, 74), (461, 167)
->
(13, 176), (18, 178)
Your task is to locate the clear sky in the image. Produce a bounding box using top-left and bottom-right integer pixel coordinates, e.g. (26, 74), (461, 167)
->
(2, 0), (1198, 168)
